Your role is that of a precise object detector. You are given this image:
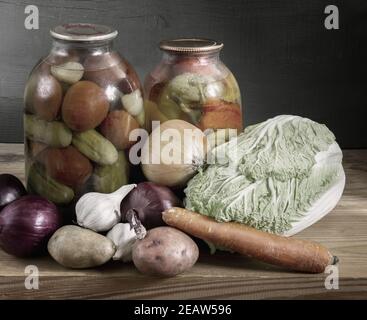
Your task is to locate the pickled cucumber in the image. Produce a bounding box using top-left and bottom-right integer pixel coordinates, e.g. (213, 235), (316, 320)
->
(94, 151), (129, 193)
(24, 114), (72, 147)
(72, 129), (118, 165)
(27, 163), (75, 205)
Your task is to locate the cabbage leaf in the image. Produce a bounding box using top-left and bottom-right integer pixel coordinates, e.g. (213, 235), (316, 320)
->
(185, 115), (344, 234)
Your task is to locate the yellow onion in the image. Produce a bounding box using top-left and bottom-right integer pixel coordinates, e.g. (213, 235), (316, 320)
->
(141, 120), (208, 187)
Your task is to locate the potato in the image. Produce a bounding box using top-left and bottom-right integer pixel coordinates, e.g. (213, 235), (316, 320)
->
(48, 225), (116, 269)
(132, 227), (199, 277)
(100, 110), (140, 150)
(37, 146), (93, 189)
(62, 81), (109, 131)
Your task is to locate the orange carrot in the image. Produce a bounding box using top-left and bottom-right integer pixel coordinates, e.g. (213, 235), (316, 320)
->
(162, 207), (338, 273)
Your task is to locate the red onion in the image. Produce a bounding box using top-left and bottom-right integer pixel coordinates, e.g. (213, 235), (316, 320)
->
(0, 195), (62, 257)
(0, 174), (27, 211)
(120, 182), (182, 229)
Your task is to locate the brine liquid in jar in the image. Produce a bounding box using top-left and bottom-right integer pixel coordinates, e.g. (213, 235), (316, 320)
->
(144, 38), (243, 146)
(24, 23), (144, 211)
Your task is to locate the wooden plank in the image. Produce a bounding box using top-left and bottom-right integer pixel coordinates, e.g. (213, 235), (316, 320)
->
(0, 144), (366, 299)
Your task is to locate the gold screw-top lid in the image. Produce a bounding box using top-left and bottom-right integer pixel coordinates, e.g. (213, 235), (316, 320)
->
(50, 23), (118, 42)
(159, 38), (223, 53)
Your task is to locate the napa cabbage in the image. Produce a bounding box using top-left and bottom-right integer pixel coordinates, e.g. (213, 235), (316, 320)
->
(185, 115), (345, 235)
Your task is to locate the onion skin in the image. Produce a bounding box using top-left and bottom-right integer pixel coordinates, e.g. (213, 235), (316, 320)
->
(141, 119), (208, 187)
(0, 174), (27, 211)
(120, 182), (182, 230)
(0, 195), (62, 257)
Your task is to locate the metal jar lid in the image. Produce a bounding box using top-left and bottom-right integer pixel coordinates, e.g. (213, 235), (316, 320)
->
(159, 38), (224, 53)
(50, 23), (118, 42)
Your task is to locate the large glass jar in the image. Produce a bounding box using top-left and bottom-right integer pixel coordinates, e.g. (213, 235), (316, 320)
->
(144, 39), (243, 136)
(24, 24), (144, 209)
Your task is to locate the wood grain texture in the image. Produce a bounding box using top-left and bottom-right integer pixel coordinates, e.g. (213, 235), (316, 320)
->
(0, 0), (366, 147)
(0, 144), (366, 299)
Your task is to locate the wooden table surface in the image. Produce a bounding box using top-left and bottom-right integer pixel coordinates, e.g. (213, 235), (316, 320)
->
(0, 144), (366, 299)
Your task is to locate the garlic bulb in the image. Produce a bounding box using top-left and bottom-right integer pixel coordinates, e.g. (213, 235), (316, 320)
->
(106, 223), (140, 262)
(141, 120), (208, 187)
(76, 184), (136, 232)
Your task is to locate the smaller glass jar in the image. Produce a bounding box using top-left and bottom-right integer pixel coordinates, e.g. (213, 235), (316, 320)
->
(24, 24), (144, 208)
(144, 38), (243, 134)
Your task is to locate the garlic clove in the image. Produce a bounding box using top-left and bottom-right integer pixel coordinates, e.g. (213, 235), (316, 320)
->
(51, 61), (84, 84)
(106, 223), (138, 262)
(121, 89), (143, 116)
(111, 184), (137, 201)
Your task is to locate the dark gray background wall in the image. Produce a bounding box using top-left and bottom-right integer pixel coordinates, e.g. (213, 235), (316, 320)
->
(0, 0), (366, 148)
